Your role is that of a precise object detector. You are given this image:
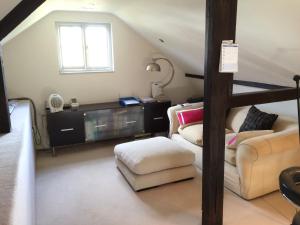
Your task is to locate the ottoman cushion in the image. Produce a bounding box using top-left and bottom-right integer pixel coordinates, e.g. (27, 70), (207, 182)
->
(116, 159), (196, 191)
(114, 137), (195, 175)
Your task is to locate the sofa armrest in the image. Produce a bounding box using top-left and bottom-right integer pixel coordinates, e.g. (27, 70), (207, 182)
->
(167, 102), (204, 137)
(237, 128), (299, 163)
(167, 105), (183, 137)
(236, 128), (300, 199)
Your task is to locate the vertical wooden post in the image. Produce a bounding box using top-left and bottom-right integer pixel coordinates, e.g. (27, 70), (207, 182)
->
(0, 46), (11, 133)
(202, 1), (238, 225)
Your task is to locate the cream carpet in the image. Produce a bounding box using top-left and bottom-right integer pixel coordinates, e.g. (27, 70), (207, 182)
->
(36, 141), (296, 225)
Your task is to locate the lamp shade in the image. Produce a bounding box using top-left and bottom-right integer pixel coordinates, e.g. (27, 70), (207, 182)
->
(146, 62), (161, 72)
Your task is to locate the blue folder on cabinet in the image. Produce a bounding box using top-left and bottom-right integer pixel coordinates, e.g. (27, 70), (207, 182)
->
(119, 97), (141, 107)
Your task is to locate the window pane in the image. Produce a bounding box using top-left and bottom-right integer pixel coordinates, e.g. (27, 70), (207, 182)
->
(85, 25), (111, 69)
(59, 26), (85, 69)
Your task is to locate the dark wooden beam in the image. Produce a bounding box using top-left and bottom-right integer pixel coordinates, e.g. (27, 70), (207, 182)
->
(0, 0), (46, 41)
(202, 0), (238, 225)
(233, 80), (290, 89)
(230, 88), (297, 108)
(0, 46), (11, 133)
(186, 73), (291, 90)
(186, 73), (205, 79)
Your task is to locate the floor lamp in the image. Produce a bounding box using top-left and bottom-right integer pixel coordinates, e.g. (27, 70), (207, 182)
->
(146, 57), (175, 100)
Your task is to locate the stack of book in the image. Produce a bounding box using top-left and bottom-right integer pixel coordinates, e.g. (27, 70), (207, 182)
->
(140, 97), (157, 103)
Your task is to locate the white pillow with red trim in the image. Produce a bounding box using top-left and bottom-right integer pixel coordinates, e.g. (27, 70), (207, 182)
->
(176, 108), (204, 129)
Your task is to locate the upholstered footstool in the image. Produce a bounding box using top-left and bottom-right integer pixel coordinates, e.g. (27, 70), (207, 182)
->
(114, 137), (196, 191)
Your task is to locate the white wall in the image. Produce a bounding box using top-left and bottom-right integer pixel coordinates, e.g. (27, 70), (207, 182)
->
(233, 84), (298, 119)
(2, 11), (197, 148)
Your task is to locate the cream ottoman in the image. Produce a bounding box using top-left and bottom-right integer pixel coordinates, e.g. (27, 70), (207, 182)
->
(114, 137), (196, 191)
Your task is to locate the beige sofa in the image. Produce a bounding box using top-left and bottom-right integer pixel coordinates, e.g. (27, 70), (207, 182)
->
(168, 103), (300, 200)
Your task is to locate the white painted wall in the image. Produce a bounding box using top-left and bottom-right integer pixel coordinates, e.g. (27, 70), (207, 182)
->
(233, 84), (298, 119)
(2, 11), (197, 148)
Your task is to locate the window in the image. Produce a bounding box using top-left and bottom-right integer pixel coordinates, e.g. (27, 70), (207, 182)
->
(57, 23), (113, 73)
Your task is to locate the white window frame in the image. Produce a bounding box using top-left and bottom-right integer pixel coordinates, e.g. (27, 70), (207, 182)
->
(57, 22), (114, 74)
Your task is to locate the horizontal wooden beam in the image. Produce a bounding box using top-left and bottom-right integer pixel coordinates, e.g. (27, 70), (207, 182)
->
(186, 73), (205, 79)
(0, 0), (46, 41)
(233, 80), (290, 90)
(185, 73), (291, 90)
(230, 88), (297, 107)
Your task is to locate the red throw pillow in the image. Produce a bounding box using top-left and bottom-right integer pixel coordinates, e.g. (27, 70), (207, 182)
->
(176, 108), (204, 128)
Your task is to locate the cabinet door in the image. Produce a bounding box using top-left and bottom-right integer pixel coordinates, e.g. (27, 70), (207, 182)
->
(114, 106), (144, 137)
(84, 109), (115, 142)
(144, 101), (171, 133)
(84, 106), (144, 142)
(47, 111), (85, 147)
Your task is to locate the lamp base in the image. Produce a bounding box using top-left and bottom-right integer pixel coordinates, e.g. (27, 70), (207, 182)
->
(155, 95), (170, 102)
(151, 82), (164, 99)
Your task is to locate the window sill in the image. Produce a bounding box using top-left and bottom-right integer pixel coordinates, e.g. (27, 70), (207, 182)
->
(59, 69), (115, 75)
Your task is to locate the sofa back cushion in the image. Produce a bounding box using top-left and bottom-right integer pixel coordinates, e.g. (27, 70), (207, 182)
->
(272, 116), (298, 132)
(226, 106), (297, 133)
(226, 106), (251, 133)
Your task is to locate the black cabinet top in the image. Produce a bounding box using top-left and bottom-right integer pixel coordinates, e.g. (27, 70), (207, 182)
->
(46, 100), (172, 114)
(46, 102), (137, 114)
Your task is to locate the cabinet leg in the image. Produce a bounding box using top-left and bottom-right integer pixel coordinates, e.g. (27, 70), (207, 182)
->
(52, 147), (56, 157)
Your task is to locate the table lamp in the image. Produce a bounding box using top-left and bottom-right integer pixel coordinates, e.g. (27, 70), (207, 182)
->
(146, 57), (175, 100)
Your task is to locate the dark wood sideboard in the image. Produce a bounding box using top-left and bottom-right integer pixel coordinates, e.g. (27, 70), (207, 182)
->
(46, 101), (171, 156)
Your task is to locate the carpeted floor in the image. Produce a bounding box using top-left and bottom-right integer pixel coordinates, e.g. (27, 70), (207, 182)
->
(36, 141), (295, 225)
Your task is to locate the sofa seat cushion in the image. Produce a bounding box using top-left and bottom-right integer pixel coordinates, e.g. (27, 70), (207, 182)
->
(225, 148), (237, 166)
(114, 137), (195, 175)
(224, 133), (237, 166)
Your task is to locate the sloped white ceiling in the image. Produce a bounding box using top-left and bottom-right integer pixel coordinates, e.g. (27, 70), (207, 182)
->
(0, 0), (22, 20)
(1, 0), (300, 87)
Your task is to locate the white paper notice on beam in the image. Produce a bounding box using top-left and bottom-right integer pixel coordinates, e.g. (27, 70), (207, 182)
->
(219, 40), (239, 73)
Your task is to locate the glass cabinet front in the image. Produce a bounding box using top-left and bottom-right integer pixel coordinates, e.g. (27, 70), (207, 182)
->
(84, 106), (144, 142)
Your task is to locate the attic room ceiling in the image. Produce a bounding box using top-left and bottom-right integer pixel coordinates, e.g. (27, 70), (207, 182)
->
(1, 0), (300, 87)
(0, 0), (22, 20)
